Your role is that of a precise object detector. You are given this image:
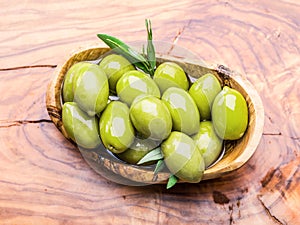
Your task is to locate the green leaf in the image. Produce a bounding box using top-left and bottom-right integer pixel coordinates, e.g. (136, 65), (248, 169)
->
(167, 175), (178, 189)
(97, 33), (151, 74)
(142, 44), (146, 58)
(145, 19), (156, 76)
(154, 159), (165, 175)
(137, 147), (163, 165)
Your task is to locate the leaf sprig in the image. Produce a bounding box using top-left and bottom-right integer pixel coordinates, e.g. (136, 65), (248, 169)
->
(97, 19), (156, 76)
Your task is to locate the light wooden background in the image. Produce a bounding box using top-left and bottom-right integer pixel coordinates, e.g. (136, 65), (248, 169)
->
(0, 0), (299, 224)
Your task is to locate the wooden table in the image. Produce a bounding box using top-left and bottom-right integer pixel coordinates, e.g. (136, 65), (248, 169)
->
(1, 0), (299, 224)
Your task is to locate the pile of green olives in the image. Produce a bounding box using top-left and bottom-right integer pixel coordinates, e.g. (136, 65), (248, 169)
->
(61, 53), (249, 183)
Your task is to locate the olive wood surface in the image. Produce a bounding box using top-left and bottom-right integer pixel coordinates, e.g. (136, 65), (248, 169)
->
(1, 0), (299, 224)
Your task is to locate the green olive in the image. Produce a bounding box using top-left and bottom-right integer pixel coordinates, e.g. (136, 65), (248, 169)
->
(116, 70), (160, 106)
(62, 102), (101, 149)
(73, 63), (109, 116)
(99, 54), (135, 91)
(212, 86), (248, 140)
(62, 62), (89, 102)
(99, 101), (135, 154)
(192, 121), (223, 168)
(189, 73), (221, 120)
(162, 87), (200, 135)
(153, 62), (189, 93)
(117, 137), (160, 165)
(130, 95), (172, 141)
(161, 131), (205, 183)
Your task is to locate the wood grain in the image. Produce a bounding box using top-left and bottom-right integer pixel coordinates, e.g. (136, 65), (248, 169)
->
(0, 0), (299, 224)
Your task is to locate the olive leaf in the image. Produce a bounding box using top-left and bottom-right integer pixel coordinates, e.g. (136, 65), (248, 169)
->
(154, 159), (165, 175)
(97, 33), (152, 74)
(167, 175), (178, 189)
(137, 147), (163, 165)
(142, 44), (146, 58)
(145, 19), (156, 76)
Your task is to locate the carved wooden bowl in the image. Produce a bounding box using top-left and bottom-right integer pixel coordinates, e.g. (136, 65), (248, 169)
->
(46, 45), (264, 186)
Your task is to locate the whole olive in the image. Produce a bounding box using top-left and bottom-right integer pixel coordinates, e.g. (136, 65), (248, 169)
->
(153, 62), (189, 94)
(99, 101), (135, 154)
(116, 70), (160, 106)
(73, 63), (109, 116)
(62, 62), (89, 103)
(192, 121), (223, 168)
(162, 87), (200, 135)
(161, 131), (205, 183)
(99, 54), (135, 91)
(62, 102), (101, 149)
(189, 73), (221, 121)
(129, 95), (172, 141)
(212, 86), (248, 140)
(117, 137), (160, 165)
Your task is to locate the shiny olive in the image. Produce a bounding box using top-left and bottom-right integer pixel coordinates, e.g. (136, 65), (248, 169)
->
(62, 102), (101, 149)
(161, 131), (205, 183)
(212, 86), (248, 140)
(116, 70), (160, 106)
(99, 54), (135, 91)
(99, 101), (135, 154)
(130, 95), (172, 141)
(73, 63), (109, 116)
(117, 137), (160, 165)
(189, 73), (221, 121)
(192, 121), (223, 168)
(153, 62), (189, 93)
(162, 87), (200, 135)
(62, 62), (89, 102)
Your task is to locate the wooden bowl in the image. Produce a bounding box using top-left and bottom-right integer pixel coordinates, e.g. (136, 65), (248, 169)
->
(46, 45), (264, 186)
